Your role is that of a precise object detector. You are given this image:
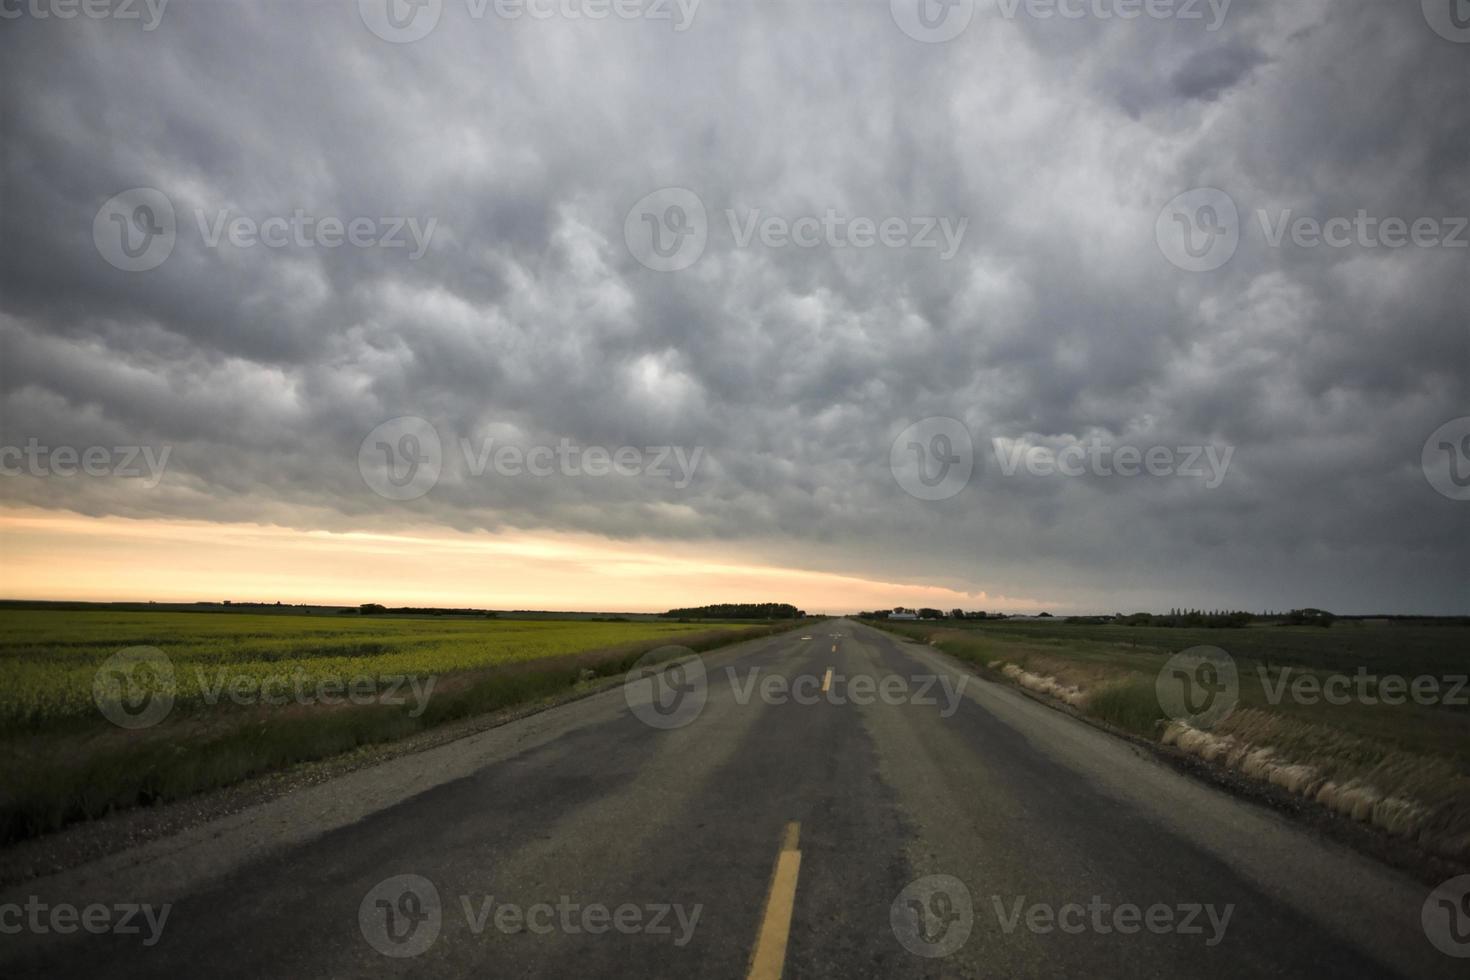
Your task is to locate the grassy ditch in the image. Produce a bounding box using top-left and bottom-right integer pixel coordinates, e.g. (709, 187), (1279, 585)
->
(870, 618), (1470, 864)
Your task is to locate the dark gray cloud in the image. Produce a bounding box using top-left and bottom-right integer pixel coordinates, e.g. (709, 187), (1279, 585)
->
(1, 0), (1466, 612)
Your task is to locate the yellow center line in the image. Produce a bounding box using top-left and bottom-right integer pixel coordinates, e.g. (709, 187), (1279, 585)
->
(821, 668), (832, 693)
(747, 822), (803, 980)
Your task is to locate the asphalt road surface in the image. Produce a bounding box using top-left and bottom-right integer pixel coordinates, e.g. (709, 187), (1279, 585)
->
(1, 620), (1461, 978)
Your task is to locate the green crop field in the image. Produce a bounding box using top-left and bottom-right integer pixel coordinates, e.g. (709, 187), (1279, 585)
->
(0, 610), (743, 733)
(0, 609), (787, 842)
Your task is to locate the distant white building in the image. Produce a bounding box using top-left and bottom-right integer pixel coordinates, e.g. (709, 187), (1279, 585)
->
(889, 608), (918, 621)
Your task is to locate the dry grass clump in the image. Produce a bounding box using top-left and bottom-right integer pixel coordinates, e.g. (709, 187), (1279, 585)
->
(1164, 709), (1470, 862)
(1000, 663), (1088, 706)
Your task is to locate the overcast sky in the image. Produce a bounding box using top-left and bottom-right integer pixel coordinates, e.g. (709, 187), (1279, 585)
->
(1, 0), (1466, 613)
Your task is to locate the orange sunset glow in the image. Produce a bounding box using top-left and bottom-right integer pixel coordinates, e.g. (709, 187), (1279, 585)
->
(0, 507), (1045, 614)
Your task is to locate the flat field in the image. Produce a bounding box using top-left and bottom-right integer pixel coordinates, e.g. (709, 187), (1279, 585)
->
(0, 609), (780, 843)
(0, 610), (742, 732)
(876, 618), (1470, 861)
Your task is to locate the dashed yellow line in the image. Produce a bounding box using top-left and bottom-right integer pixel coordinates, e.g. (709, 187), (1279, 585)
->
(821, 668), (832, 693)
(747, 822), (802, 980)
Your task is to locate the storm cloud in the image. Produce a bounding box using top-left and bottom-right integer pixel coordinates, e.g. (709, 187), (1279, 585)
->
(1, 0), (1466, 612)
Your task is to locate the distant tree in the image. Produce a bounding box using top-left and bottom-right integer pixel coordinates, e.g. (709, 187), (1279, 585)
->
(359, 602), (387, 615)
(1284, 608), (1336, 628)
(662, 603), (804, 620)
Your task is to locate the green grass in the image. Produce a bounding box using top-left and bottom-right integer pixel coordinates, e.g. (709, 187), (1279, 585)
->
(0, 610), (797, 843)
(950, 618), (1470, 677)
(1085, 679), (1167, 737)
(0, 610), (746, 733)
(871, 617), (1470, 860)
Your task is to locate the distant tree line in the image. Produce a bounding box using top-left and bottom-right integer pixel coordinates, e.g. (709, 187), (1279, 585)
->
(859, 606), (1357, 629)
(1112, 608), (1337, 628)
(662, 603), (806, 620)
(350, 603), (497, 617)
(859, 608), (1011, 621)
(1113, 608), (1256, 628)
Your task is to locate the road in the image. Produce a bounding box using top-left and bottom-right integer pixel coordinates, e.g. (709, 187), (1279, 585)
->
(0, 620), (1459, 978)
